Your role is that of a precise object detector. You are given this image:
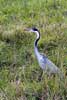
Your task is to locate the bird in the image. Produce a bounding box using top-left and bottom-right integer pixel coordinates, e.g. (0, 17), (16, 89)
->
(25, 27), (64, 78)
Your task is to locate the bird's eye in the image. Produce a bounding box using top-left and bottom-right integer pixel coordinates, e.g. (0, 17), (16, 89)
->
(32, 28), (38, 31)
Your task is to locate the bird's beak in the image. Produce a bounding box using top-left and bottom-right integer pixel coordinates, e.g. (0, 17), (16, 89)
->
(24, 28), (33, 33)
(24, 28), (30, 32)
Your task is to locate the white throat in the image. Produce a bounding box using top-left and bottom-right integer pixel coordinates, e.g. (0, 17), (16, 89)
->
(35, 31), (39, 39)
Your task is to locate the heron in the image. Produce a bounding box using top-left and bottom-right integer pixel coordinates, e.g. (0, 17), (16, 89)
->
(26, 27), (64, 78)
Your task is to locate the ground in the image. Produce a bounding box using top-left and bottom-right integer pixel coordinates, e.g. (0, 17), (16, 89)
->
(0, 0), (67, 100)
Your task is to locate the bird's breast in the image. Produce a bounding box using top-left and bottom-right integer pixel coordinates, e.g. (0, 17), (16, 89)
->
(37, 56), (47, 70)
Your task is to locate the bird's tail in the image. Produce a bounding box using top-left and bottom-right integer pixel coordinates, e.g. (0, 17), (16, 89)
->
(57, 68), (64, 80)
(46, 58), (64, 79)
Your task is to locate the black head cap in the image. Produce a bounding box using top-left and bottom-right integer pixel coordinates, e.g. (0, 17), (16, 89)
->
(32, 27), (39, 31)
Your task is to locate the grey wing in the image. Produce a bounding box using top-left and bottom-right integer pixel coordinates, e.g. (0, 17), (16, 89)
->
(46, 58), (59, 73)
(41, 54), (64, 78)
(41, 54), (59, 73)
(46, 58), (64, 79)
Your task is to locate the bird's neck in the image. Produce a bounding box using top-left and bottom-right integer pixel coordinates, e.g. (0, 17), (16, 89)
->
(34, 31), (40, 47)
(34, 31), (40, 58)
(35, 38), (39, 47)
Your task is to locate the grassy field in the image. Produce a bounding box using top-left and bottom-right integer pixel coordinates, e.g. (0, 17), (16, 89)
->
(0, 0), (67, 100)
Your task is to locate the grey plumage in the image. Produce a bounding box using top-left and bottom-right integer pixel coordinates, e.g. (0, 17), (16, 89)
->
(26, 27), (64, 78)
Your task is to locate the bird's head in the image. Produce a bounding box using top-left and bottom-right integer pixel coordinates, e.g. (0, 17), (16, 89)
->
(31, 27), (39, 32)
(24, 27), (40, 39)
(25, 27), (39, 33)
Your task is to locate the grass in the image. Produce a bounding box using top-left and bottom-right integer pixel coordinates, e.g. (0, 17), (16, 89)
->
(0, 0), (67, 100)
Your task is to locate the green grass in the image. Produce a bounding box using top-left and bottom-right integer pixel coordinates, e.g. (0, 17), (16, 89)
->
(0, 0), (67, 100)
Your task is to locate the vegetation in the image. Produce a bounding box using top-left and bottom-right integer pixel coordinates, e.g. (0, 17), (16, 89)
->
(0, 0), (67, 100)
